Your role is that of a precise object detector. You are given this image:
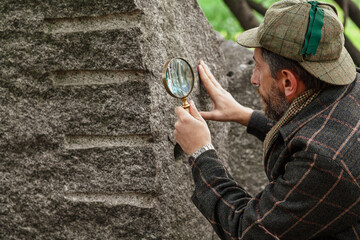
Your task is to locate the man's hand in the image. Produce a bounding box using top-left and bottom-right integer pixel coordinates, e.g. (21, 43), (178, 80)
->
(174, 101), (211, 155)
(198, 60), (253, 126)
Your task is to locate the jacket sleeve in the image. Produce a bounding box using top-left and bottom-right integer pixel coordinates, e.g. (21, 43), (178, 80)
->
(191, 150), (360, 240)
(247, 110), (275, 142)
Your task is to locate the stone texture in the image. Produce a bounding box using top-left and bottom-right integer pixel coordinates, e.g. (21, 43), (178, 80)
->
(0, 0), (265, 239)
(219, 38), (268, 195)
(1, 0), (139, 18)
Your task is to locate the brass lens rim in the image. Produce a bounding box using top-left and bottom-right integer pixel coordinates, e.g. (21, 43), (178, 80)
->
(161, 57), (195, 99)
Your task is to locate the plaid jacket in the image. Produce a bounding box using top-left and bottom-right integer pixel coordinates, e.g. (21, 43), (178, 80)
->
(191, 69), (360, 239)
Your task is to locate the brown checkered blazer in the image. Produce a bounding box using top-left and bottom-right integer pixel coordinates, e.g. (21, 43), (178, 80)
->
(191, 69), (360, 239)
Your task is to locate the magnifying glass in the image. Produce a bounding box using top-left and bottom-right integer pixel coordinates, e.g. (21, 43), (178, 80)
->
(162, 58), (195, 112)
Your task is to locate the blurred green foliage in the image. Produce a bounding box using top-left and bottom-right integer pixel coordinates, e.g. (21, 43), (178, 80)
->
(198, 0), (360, 50)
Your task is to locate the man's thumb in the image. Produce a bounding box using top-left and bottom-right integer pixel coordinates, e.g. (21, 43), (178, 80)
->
(189, 101), (204, 121)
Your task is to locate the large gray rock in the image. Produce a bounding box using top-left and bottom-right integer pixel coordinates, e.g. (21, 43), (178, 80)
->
(219, 39), (268, 195)
(0, 0), (265, 239)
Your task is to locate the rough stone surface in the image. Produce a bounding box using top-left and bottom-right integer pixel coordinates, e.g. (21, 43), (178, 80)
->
(219, 38), (268, 195)
(1, 0), (265, 239)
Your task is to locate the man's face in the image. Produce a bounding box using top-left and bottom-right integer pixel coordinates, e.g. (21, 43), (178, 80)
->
(251, 48), (289, 121)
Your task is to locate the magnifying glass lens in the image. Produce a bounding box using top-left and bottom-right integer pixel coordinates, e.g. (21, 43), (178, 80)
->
(166, 59), (193, 98)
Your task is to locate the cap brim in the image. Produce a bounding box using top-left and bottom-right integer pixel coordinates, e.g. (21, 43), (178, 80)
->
(236, 27), (261, 48)
(300, 46), (356, 85)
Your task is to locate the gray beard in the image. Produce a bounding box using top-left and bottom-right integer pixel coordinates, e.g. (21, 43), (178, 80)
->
(260, 83), (290, 122)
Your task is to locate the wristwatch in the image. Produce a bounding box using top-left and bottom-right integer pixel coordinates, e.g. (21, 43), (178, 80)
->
(188, 143), (215, 167)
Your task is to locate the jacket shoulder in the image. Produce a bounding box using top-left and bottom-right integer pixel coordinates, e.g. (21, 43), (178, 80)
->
(288, 83), (360, 181)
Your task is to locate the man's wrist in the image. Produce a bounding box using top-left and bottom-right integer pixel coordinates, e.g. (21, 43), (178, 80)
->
(188, 143), (215, 166)
(236, 106), (254, 126)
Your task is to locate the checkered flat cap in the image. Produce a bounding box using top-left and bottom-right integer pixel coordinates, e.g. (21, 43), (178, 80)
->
(236, 0), (356, 85)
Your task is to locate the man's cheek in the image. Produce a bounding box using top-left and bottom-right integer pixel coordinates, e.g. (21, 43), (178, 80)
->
(257, 87), (265, 99)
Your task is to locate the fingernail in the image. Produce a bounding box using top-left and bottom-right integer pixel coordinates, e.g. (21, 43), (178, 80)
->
(200, 60), (204, 65)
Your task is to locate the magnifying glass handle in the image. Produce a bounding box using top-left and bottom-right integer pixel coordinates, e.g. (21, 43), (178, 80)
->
(182, 97), (190, 112)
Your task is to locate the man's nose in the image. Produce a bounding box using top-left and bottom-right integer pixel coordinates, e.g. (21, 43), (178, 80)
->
(250, 71), (260, 87)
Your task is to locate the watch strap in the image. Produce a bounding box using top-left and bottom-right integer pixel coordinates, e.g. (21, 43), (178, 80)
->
(188, 143), (215, 166)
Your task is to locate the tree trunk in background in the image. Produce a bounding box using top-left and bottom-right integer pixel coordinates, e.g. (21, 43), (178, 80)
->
(332, 0), (360, 66)
(246, 0), (267, 16)
(345, 35), (360, 67)
(341, 0), (349, 28)
(334, 0), (360, 29)
(223, 0), (259, 30)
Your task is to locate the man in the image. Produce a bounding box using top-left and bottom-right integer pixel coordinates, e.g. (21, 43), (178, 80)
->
(174, 0), (360, 239)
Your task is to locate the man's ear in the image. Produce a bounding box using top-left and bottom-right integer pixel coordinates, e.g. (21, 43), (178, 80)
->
(278, 69), (302, 101)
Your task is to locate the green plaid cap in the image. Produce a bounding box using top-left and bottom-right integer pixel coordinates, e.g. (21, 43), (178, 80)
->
(236, 0), (356, 85)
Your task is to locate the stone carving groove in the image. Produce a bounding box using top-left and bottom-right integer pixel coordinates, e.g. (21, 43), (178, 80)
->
(63, 192), (157, 209)
(64, 134), (153, 149)
(43, 10), (141, 33)
(0, 0), (264, 239)
(52, 70), (146, 86)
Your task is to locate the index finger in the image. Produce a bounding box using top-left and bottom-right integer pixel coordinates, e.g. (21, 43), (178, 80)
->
(175, 106), (190, 121)
(200, 60), (223, 90)
(198, 64), (221, 98)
